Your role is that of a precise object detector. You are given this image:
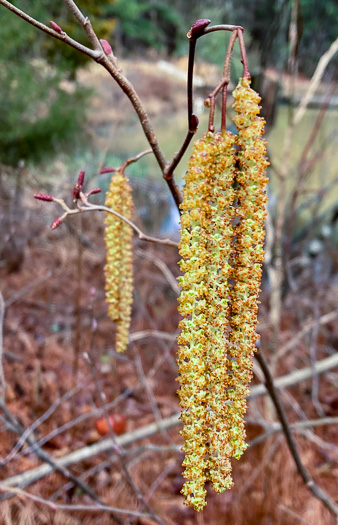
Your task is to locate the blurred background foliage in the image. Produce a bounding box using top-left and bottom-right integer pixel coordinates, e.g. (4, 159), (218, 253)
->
(0, 0), (337, 167)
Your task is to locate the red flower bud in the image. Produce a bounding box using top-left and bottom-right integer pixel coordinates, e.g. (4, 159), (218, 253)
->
(73, 171), (85, 199)
(77, 170), (85, 187)
(188, 19), (211, 39)
(100, 39), (112, 55)
(50, 21), (63, 34)
(50, 217), (63, 230)
(34, 193), (54, 202)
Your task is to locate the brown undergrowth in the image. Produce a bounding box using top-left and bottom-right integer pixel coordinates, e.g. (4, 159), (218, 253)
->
(0, 179), (337, 525)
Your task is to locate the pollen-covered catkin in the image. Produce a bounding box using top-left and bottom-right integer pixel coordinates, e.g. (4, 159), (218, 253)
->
(104, 172), (134, 353)
(177, 79), (269, 512)
(227, 77), (269, 453)
(178, 131), (236, 510)
(115, 176), (133, 354)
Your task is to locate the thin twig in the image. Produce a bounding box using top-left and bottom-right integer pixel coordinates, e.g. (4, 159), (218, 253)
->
(237, 28), (250, 79)
(0, 0), (100, 59)
(0, 384), (84, 465)
(204, 30), (238, 132)
(0, 403), (103, 505)
(203, 24), (243, 34)
(248, 416), (338, 448)
(52, 193), (178, 247)
(0, 484), (154, 520)
(163, 35), (199, 187)
(221, 30), (238, 131)
(273, 310), (338, 364)
(255, 350), (338, 517)
(136, 248), (179, 295)
(0, 1), (182, 211)
(100, 149), (153, 175)
(129, 330), (178, 343)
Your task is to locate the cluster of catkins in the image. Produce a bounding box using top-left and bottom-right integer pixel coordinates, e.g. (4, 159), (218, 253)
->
(104, 172), (134, 353)
(177, 77), (269, 511)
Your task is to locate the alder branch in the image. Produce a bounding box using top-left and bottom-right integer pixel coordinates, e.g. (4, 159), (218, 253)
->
(255, 350), (338, 518)
(47, 193), (178, 248)
(0, 0), (100, 59)
(0, 0), (181, 211)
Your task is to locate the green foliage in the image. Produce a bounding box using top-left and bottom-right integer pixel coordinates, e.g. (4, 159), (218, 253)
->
(105, 0), (184, 55)
(1, 1), (116, 75)
(0, 60), (89, 165)
(0, 1), (96, 166)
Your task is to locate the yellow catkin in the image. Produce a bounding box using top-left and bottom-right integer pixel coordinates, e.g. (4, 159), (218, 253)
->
(104, 172), (134, 353)
(177, 79), (269, 512)
(178, 131), (236, 510)
(227, 77), (269, 454)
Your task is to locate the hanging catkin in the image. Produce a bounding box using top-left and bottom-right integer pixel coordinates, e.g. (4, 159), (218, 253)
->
(178, 131), (236, 511)
(104, 172), (134, 353)
(177, 80), (269, 511)
(227, 77), (269, 453)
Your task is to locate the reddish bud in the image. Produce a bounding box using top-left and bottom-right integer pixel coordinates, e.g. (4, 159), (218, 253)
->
(100, 39), (112, 55)
(189, 113), (199, 131)
(86, 188), (102, 197)
(50, 217), (63, 230)
(34, 193), (54, 202)
(73, 171), (85, 199)
(50, 21), (63, 34)
(100, 167), (116, 174)
(77, 170), (85, 187)
(188, 19), (211, 39)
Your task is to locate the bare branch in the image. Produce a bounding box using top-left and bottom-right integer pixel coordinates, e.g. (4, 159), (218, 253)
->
(0, 0), (101, 59)
(255, 350), (338, 517)
(253, 352), (338, 398)
(51, 193), (178, 248)
(0, 484), (154, 520)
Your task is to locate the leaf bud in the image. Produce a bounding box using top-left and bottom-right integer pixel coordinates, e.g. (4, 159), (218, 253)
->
(50, 21), (62, 34)
(100, 39), (112, 55)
